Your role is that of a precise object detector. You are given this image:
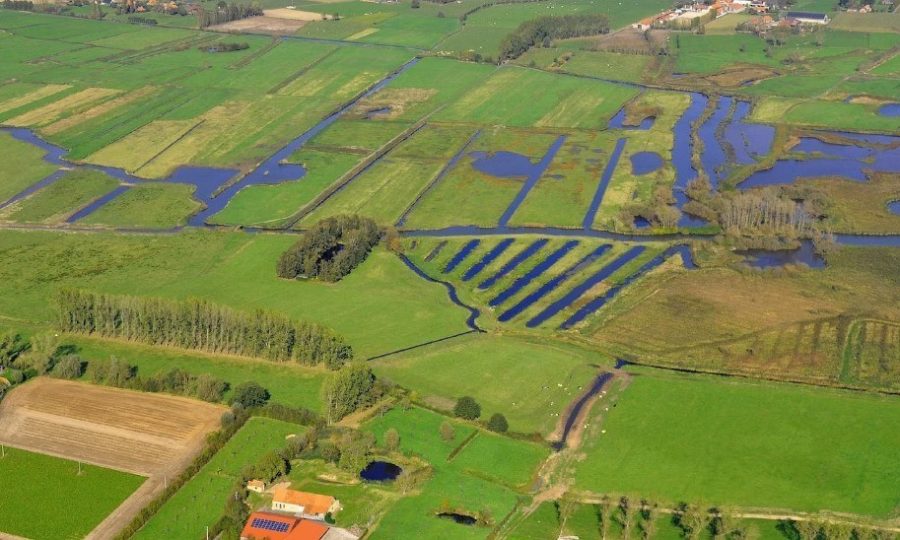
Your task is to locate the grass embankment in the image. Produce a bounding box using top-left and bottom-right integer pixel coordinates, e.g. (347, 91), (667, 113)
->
(0, 447), (144, 540)
(574, 371), (900, 516)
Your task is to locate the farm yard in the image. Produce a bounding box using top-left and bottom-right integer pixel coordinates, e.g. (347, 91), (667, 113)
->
(0, 2), (898, 540)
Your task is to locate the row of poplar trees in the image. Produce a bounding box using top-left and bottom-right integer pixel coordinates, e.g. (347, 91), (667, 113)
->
(55, 289), (352, 369)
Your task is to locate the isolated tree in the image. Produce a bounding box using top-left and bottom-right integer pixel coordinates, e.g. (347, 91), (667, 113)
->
(678, 504), (708, 540)
(232, 381), (270, 408)
(793, 520), (822, 540)
(255, 450), (288, 482)
(618, 497), (635, 540)
(453, 396), (481, 420)
(321, 363), (377, 423)
(487, 413), (509, 433)
(440, 421), (455, 441)
(639, 500), (657, 540)
(50, 354), (83, 380)
(384, 428), (400, 451)
(598, 496), (613, 540)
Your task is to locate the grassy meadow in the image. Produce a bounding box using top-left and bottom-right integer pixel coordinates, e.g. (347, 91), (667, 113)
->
(0, 230), (470, 358)
(0, 447), (144, 540)
(134, 418), (303, 539)
(574, 371), (900, 516)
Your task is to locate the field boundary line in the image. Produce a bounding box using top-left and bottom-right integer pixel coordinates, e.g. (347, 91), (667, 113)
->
(266, 46), (339, 95)
(366, 329), (478, 361)
(133, 119), (206, 176)
(446, 430), (479, 462)
(395, 127), (481, 227)
(282, 116), (431, 228)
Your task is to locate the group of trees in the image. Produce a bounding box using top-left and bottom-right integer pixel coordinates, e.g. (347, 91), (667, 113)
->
(1, 0), (33, 10)
(127, 15), (157, 25)
(277, 215), (382, 282)
(452, 396), (508, 432)
(321, 363), (384, 423)
(499, 14), (610, 60)
(196, 2), (263, 28)
(55, 289), (352, 369)
(684, 178), (818, 238)
(202, 42), (250, 52)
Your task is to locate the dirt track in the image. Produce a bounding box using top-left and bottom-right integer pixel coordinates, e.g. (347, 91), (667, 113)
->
(0, 378), (225, 539)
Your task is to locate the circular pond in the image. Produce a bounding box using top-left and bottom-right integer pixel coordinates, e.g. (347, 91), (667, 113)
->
(630, 151), (663, 175)
(889, 200), (900, 216)
(360, 461), (402, 482)
(877, 103), (900, 117)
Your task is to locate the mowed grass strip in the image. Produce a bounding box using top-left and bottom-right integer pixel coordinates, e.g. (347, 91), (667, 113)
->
(0, 447), (144, 540)
(134, 418), (303, 539)
(70, 335), (327, 412)
(574, 372), (900, 516)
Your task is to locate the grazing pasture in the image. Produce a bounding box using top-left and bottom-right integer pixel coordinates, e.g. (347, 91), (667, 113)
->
(0, 447), (144, 540)
(574, 371), (900, 516)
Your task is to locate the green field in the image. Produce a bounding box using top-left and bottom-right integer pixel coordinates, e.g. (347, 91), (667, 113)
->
(0, 130), (57, 202)
(0, 169), (119, 224)
(0, 447), (144, 540)
(79, 183), (201, 229)
(375, 334), (603, 435)
(134, 418), (303, 539)
(0, 230), (469, 358)
(574, 372), (900, 516)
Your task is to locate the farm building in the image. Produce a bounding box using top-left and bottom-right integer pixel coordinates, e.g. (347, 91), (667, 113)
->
(785, 11), (830, 23)
(272, 488), (341, 519)
(240, 512), (328, 540)
(248, 479), (267, 493)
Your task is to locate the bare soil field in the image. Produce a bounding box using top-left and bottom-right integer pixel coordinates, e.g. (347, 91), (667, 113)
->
(0, 378), (225, 539)
(0, 378), (224, 476)
(211, 15), (308, 35)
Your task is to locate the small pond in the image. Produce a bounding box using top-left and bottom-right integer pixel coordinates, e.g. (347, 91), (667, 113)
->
(437, 512), (477, 526)
(877, 103), (900, 117)
(633, 216), (652, 229)
(736, 240), (824, 269)
(630, 151), (663, 175)
(469, 151), (536, 178)
(888, 200), (900, 216)
(359, 461), (402, 482)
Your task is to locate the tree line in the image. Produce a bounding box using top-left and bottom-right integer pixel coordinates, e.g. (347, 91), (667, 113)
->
(499, 14), (610, 60)
(277, 215), (382, 282)
(1, 0), (33, 10)
(55, 289), (352, 369)
(196, 2), (263, 28)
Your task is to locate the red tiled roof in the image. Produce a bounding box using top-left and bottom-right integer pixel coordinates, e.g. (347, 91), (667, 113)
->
(240, 511), (329, 540)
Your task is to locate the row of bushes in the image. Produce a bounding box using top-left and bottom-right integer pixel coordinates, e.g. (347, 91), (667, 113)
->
(127, 16), (158, 25)
(202, 42), (250, 53)
(499, 13), (610, 60)
(277, 215), (382, 282)
(1, 0), (33, 10)
(55, 289), (352, 369)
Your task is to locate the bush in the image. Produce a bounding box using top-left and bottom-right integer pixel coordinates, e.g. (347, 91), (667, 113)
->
(193, 374), (228, 402)
(454, 396), (481, 420)
(277, 215), (382, 283)
(4, 369), (24, 385)
(232, 381), (270, 408)
(487, 413), (508, 433)
(51, 354), (84, 379)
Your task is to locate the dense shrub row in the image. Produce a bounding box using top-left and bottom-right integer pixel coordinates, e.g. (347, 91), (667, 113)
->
(127, 15), (157, 25)
(87, 356), (229, 402)
(202, 41), (250, 52)
(196, 3), (263, 28)
(1, 0), (33, 9)
(55, 289), (352, 369)
(499, 14), (610, 60)
(277, 215), (382, 282)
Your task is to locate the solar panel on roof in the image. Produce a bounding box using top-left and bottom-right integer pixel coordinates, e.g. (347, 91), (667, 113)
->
(251, 518), (290, 533)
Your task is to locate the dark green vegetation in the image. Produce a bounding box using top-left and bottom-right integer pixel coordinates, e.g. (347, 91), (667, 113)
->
(0, 447), (144, 540)
(277, 215), (382, 282)
(56, 289), (353, 367)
